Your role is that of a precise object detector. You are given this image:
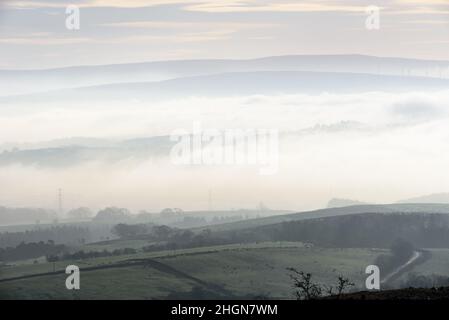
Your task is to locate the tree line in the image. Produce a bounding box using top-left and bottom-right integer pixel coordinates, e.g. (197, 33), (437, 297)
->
(0, 240), (66, 262)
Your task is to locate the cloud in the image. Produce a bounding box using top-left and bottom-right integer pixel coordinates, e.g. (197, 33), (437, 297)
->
(395, 0), (449, 5)
(0, 0), (388, 13)
(99, 21), (278, 30)
(391, 99), (443, 121)
(4, 0), (448, 14)
(184, 1), (367, 13)
(0, 29), (237, 45)
(4, 0), (205, 9)
(387, 8), (449, 15)
(90, 0), (204, 8)
(1, 0), (448, 67)
(0, 37), (92, 45)
(116, 29), (237, 43)
(400, 19), (449, 25)
(3, 0), (72, 8)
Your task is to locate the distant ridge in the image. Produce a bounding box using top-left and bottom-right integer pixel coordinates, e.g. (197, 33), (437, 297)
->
(203, 203), (449, 232)
(2, 54), (449, 96)
(398, 193), (449, 204)
(327, 198), (369, 208)
(3, 71), (449, 104)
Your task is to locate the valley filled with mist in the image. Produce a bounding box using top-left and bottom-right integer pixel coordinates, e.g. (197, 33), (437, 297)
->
(1, 54), (449, 299)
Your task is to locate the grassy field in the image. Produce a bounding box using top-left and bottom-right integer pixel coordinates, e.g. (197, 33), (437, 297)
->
(159, 246), (380, 299)
(0, 242), (381, 299)
(0, 266), (195, 300)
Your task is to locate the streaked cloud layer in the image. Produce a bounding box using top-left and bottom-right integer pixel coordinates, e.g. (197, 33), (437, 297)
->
(0, 0), (448, 68)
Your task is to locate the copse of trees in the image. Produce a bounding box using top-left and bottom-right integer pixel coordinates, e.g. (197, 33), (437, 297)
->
(0, 240), (66, 262)
(112, 223), (149, 238)
(160, 208), (184, 216)
(67, 207), (93, 220)
(110, 223), (177, 241)
(0, 225), (91, 248)
(93, 207), (131, 224)
(110, 212), (449, 254)
(47, 247), (137, 262)
(119, 225), (230, 252)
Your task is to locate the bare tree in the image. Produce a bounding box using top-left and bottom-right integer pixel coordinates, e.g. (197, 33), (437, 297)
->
(336, 276), (355, 296)
(287, 268), (355, 300)
(287, 267), (323, 300)
(324, 285), (334, 296)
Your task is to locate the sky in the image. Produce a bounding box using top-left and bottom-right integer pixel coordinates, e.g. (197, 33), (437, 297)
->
(0, 0), (448, 69)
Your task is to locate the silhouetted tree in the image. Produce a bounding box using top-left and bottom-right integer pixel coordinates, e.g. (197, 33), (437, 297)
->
(287, 268), (322, 300)
(336, 275), (355, 296)
(287, 268), (355, 300)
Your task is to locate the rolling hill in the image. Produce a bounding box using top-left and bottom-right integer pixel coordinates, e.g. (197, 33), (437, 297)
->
(2, 71), (449, 105)
(398, 193), (449, 204)
(202, 203), (449, 232)
(2, 54), (448, 96)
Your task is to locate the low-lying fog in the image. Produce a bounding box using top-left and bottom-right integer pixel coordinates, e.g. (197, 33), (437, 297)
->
(1, 90), (449, 213)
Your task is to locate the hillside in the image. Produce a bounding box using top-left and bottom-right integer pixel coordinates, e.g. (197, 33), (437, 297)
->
(2, 54), (449, 96)
(202, 204), (449, 232)
(2, 71), (449, 105)
(0, 243), (380, 299)
(398, 193), (449, 204)
(241, 212), (449, 248)
(331, 287), (449, 300)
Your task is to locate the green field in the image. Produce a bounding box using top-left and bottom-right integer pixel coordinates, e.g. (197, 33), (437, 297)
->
(0, 242), (381, 299)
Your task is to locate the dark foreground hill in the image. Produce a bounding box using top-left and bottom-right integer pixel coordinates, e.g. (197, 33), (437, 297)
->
(331, 287), (449, 300)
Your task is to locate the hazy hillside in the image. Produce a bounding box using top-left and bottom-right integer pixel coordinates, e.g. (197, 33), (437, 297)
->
(245, 212), (449, 248)
(0, 136), (173, 167)
(327, 198), (369, 208)
(398, 193), (449, 204)
(0, 207), (56, 226)
(204, 204), (449, 232)
(3, 71), (449, 106)
(2, 55), (448, 96)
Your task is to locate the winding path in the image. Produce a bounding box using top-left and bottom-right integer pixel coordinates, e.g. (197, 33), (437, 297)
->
(381, 251), (422, 284)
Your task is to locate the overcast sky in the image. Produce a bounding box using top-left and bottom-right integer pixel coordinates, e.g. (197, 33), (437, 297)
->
(0, 1), (448, 69)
